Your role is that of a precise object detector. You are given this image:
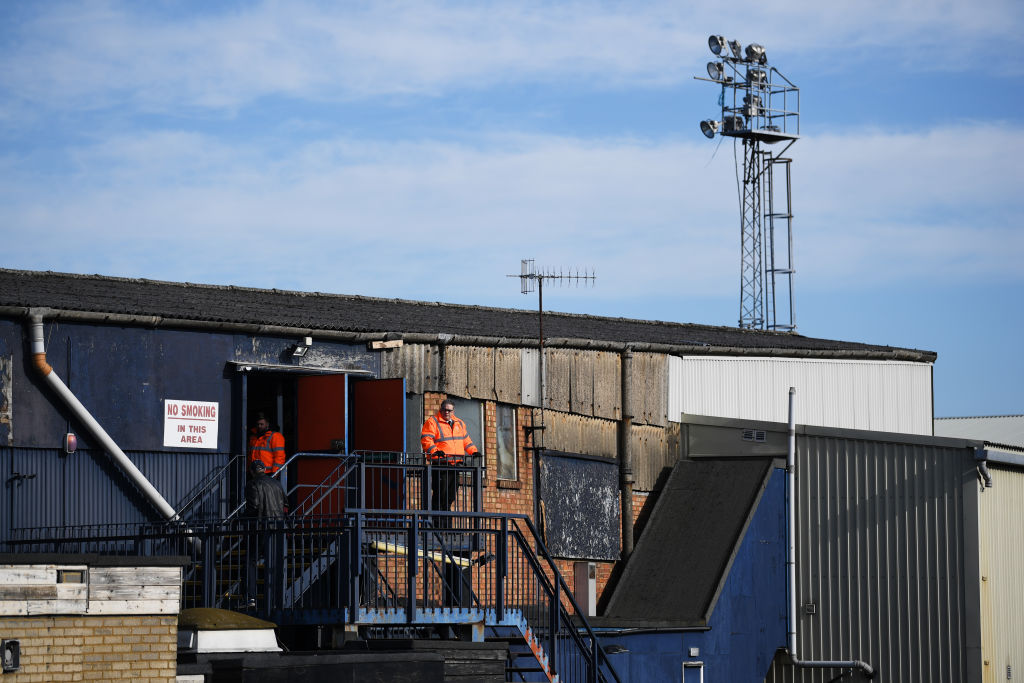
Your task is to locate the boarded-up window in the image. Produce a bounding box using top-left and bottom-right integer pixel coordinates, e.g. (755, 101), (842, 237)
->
(496, 403), (517, 480)
(541, 453), (619, 560)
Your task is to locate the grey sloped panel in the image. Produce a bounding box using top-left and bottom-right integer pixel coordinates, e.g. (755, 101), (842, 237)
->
(494, 348), (521, 404)
(570, 349), (595, 416)
(444, 345), (470, 397)
(593, 351), (621, 421)
(544, 411), (617, 459)
(544, 349), (572, 413)
(380, 343), (440, 394)
(467, 346), (494, 400)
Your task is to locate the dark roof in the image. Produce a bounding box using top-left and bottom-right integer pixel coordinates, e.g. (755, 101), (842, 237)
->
(0, 269), (934, 359)
(602, 458), (771, 626)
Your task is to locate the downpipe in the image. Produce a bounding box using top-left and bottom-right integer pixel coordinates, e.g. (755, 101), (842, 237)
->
(29, 309), (181, 524)
(787, 387), (874, 679)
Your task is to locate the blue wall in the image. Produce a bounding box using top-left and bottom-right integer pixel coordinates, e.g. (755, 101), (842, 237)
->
(599, 467), (788, 683)
(0, 316), (379, 542)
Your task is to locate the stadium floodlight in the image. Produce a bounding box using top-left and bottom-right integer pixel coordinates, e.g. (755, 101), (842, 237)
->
(729, 40), (743, 59)
(744, 43), (766, 64)
(700, 119), (720, 138)
(746, 68), (767, 88)
(743, 94), (762, 117)
(707, 61), (725, 80)
(723, 115), (744, 132)
(708, 35), (727, 56)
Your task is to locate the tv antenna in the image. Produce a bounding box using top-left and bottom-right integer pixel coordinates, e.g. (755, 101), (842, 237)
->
(508, 259), (596, 407)
(696, 35), (799, 332)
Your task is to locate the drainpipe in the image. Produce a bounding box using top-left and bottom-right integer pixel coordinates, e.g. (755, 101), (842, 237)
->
(787, 387), (874, 678)
(975, 448), (993, 488)
(29, 309), (180, 522)
(619, 347), (634, 558)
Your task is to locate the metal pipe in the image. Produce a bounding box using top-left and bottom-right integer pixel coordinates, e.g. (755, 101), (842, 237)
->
(975, 448), (993, 488)
(787, 386), (874, 678)
(0, 306), (936, 363)
(28, 309), (180, 522)
(619, 347), (634, 558)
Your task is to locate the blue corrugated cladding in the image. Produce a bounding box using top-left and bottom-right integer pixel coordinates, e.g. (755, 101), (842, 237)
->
(2, 447), (227, 546)
(599, 467), (788, 682)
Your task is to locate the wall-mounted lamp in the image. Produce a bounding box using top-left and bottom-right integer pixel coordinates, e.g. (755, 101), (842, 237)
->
(291, 336), (313, 358)
(1, 639), (20, 673)
(63, 432), (78, 454)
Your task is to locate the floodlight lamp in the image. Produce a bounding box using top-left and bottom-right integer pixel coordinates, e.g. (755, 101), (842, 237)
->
(723, 115), (744, 132)
(743, 94), (762, 117)
(746, 68), (767, 88)
(699, 119), (720, 139)
(744, 43), (765, 63)
(708, 35), (727, 56)
(706, 61), (724, 80)
(728, 40), (743, 59)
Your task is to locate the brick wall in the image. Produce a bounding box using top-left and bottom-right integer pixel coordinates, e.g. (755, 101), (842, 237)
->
(0, 615), (177, 682)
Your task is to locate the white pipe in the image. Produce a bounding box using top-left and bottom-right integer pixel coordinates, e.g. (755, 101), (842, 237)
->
(787, 386), (874, 678)
(29, 310), (180, 522)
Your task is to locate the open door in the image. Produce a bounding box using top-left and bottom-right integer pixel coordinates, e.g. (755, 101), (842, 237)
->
(294, 374), (348, 513)
(350, 378), (406, 510)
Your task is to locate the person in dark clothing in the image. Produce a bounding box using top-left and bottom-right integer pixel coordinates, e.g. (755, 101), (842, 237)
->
(244, 460), (286, 609)
(245, 459), (286, 518)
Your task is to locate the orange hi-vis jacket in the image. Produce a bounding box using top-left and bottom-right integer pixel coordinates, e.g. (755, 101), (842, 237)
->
(421, 412), (478, 464)
(249, 429), (286, 474)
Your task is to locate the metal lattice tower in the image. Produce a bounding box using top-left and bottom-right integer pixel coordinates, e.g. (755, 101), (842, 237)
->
(697, 36), (799, 331)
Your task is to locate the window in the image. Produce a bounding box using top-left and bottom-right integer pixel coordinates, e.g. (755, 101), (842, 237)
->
(496, 404), (517, 480)
(448, 397), (483, 459)
(406, 394), (423, 454)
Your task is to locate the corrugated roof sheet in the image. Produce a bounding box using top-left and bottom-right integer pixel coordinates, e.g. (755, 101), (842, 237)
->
(0, 268), (934, 359)
(935, 415), (1024, 450)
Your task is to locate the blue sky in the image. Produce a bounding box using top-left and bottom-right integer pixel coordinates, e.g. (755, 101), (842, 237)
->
(1, 1), (1022, 418)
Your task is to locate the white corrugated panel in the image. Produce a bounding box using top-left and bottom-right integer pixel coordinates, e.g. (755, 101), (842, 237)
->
(978, 465), (1024, 683)
(668, 356), (933, 434)
(521, 348), (539, 407)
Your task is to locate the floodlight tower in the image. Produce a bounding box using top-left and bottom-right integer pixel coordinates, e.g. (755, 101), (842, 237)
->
(697, 36), (800, 331)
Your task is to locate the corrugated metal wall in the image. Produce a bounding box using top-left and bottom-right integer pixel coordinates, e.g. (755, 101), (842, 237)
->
(978, 465), (1024, 683)
(2, 446), (229, 545)
(767, 435), (977, 682)
(668, 356), (933, 434)
(380, 343), (441, 394)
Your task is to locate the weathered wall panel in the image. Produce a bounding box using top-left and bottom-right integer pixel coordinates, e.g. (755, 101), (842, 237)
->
(541, 454), (619, 560)
(669, 356), (933, 434)
(0, 353), (11, 446)
(592, 351), (621, 421)
(466, 346), (494, 400)
(543, 411), (617, 459)
(570, 350), (595, 416)
(493, 348), (521, 404)
(631, 424), (675, 492)
(978, 465), (1024, 683)
(544, 349), (573, 413)
(380, 343), (440, 394)
(444, 345), (470, 397)
(631, 352), (666, 427)
(521, 349), (540, 407)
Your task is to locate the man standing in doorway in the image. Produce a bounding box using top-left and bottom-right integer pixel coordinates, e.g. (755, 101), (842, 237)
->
(249, 412), (286, 488)
(421, 399), (480, 520)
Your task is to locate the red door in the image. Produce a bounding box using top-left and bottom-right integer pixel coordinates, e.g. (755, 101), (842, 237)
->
(350, 378), (406, 509)
(294, 374), (347, 515)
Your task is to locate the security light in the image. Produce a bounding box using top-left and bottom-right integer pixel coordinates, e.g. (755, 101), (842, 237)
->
(728, 40), (743, 59)
(700, 120), (720, 138)
(744, 43), (766, 63)
(708, 35), (727, 56)
(706, 61), (724, 80)
(291, 336), (313, 358)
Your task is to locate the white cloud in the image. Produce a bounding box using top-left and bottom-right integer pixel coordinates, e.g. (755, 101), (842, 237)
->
(2, 0), (1020, 114)
(1, 121), (1021, 307)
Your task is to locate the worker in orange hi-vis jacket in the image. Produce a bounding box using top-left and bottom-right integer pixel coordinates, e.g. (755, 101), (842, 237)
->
(248, 412), (286, 482)
(421, 399), (480, 521)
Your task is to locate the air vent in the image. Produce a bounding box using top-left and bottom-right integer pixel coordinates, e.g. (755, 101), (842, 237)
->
(742, 429), (767, 443)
